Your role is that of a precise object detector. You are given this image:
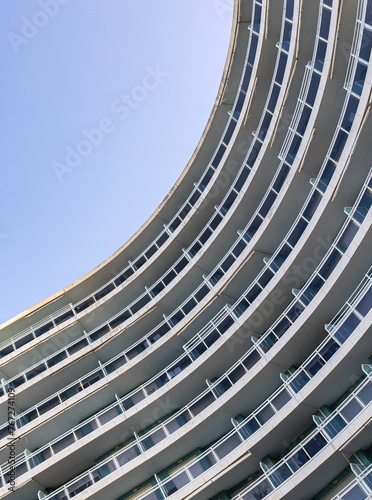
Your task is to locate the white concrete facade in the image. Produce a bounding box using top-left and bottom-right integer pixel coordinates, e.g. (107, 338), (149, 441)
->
(0, 0), (371, 499)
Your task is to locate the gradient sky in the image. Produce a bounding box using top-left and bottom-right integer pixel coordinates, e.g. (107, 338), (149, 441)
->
(0, 1), (233, 325)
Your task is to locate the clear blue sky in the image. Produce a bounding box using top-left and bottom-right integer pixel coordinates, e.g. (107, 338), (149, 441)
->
(0, 1), (233, 325)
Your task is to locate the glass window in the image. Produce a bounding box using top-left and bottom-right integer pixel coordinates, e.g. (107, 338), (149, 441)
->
(272, 389), (291, 411)
(319, 249), (342, 280)
(162, 269), (177, 286)
(319, 7), (331, 40)
(330, 130), (348, 163)
(209, 268), (224, 286)
(336, 221), (358, 253)
(242, 349), (260, 370)
(356, 287), (372, 317)
(275, 52), (288, 85)
(358, 382), (372, 406)
(359, 27), (372, 63)
(318, 159), (336, 192)
(105, 355), (126, 374)
(179, 202), (192, 221)
(342, 485), (367, 499)
(305, 356), (324, 377)
(195, 284), (209, 302)
(352, 61), (368, 96)
(289, 371), (310, 393)
(273, 317), (291, 337)
(285, 134), (302, 165)
(365, 2), (372, 28)
(258, 268), (274, 288)
(287, 217), (307, 247)
(341, 398), (363, 422)
(253, 5), (262, 33)
(229, 364), (246, 383)
(46, 350), (68, 368)
(259, 190), (277, 218)
(243, 479), (273, 499)
(75, 296), (95, 313)
(66, 338), (88, 356)
(257, 112), (272, 141)
(190, 392), (215, 416)
(54, 310), (74, 326)
(199, 226), (213, 245)
(239, 417), (260, 439)
(256, 404), (275, 425)
(354, 190), (372, 224)
(169, 216), (181, 233)
(209, 212), (223, 230)
(223, 119), (237, 145)
(286, 0), (294, 21)
(169, 310), (185, 327)
(267, 84), (281, 113)
(182, 297), (197, 316)
(234, 166), (250, 192)
(221, 253), (236, 272)
(324, 413), (347, 438)
(156, 232), (169, 248)
(306, 73), (320, 107)
(232, 239), (247, 258)
(269, 463), (292, 488)
(341, 96), (359, 132)
(314, 40), (327, 72)
(304, 433), (327, 457)
(189, 188), (201, 206)
(259, 332), (276, 353)
(221, 191), (238, 212)
(282, 21), (292, 52)
(144, 244), (157, 260)
(205, 329), (220, 348)
(109, 310), (131, 329)
(148, 323), (170, 343)
(215, 433), (241, 459)
(244, 215), (262, 242)
(319, 338), (339, 360)
(303, 190), (322, 221)
(174, 257), (188, 274)
(287, 449), (309, 472)
(273, 164), (290, 193)
(34, 321), (54, 337)
(246, 284), (261, 304)
(12, 336), (31, 355)
(188, 241), (202, 258)
(286, 301), (304, 322)
(334, 312), (361, 344)
(247, 140), (262, 167)
(297, 105), (312, 137)
(218, 315), (235, 334)
(212, 144), (226, 169)
(130, 294), (151, 314)
(248, 34), (259, 65)
(241, 64), (253, 93)
(235, 90), (246, 116)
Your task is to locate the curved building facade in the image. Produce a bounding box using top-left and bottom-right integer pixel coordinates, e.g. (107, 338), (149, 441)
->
(1, 0), (372, 499)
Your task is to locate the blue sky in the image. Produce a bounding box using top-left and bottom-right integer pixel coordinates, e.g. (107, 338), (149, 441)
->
(0, 1), (233, 325)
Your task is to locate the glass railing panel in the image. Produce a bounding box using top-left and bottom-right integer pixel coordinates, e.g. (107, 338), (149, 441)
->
(305, 72), (321, 106)
(352, 60), (368, 96)
(336, 221), (359, 253)
(333, 312), (361, 343)
(267, 83), (280, 113)
(275, 52), (288, 85)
